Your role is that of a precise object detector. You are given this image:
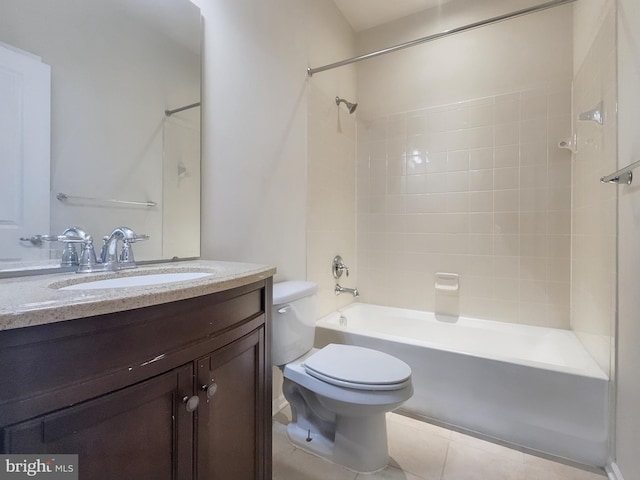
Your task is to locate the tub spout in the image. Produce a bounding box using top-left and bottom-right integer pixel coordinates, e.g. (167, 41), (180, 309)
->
(335, 284), (359, 297)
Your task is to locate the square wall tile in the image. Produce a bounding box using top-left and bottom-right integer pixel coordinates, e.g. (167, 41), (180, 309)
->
(469, 148), (494, 170)
(355, 85), (572, 328)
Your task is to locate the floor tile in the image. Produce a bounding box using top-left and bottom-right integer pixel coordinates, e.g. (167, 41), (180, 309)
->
(441, 441), (526, 480)
(388, 412), (452, 440)
(523, 454), (606, 480)
(273, 448), (358, 480)
(387, 416), (450, 480)
(274, 405), (293, 424)
(449, 430), (524, 463)
(355, 464), (424, 480)
(273, 421), (295, 458)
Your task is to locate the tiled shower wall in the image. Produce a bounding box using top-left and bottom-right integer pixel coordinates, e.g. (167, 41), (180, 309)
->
(357, 86), (573, 328)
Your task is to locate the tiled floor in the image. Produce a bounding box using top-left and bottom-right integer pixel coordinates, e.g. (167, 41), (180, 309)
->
(272, 409), (606, 480)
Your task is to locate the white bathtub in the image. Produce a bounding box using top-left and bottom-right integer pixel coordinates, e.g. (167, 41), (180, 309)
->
(314, 303), (609, 466)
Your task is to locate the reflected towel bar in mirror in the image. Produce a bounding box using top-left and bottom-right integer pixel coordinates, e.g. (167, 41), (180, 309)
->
(165, 102), (201, 117)
(56, 193), (157, 207)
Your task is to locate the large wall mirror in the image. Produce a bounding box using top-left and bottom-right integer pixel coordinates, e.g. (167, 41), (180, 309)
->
(0, 0), (201, 274)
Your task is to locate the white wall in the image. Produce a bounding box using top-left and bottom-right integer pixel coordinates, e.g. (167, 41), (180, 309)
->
(193, 0), (308, 281)
(193, 0), (356, 286)
(614, 0), (640, 476)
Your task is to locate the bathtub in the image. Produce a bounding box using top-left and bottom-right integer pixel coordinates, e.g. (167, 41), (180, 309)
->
(314, 303), (609, 466)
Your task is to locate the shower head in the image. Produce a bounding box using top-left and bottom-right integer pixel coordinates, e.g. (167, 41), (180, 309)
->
(335, 96), (358, 114)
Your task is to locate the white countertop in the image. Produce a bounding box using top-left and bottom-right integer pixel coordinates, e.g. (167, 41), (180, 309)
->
(0, 260), (276, 331)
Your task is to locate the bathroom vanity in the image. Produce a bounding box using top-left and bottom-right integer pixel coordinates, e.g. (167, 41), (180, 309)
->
(0, 261), (275, 480)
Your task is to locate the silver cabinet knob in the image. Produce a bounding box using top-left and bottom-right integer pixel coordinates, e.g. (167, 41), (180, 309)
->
(201, 382), (218, 399)
(182, 395), (200, 412)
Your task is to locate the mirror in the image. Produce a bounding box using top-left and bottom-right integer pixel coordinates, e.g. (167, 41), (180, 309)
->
(0, 0), (201, 274)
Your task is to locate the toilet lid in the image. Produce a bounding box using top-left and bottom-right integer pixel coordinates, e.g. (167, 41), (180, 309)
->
(303, 344), (412, 391)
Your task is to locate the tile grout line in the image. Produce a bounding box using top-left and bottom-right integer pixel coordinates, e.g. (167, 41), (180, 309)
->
(438, 437), (453, 480)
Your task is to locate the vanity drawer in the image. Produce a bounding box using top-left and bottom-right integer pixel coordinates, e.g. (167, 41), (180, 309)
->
(0, 279), (269, 426)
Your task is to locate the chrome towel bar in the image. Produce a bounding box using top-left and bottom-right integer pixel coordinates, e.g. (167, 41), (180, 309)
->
(56, 192), (157, 207)
(600, 160), (640, 185)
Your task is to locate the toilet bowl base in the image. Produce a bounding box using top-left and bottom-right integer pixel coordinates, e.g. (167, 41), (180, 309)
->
(286, 423), (334, 458)
(286, 413), (389, 473)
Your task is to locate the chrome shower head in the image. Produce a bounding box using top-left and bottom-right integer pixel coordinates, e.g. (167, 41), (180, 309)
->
(335, 96), (358, 114)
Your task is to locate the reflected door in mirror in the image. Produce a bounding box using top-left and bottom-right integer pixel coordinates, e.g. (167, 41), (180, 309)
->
(0, 45), (50, 262)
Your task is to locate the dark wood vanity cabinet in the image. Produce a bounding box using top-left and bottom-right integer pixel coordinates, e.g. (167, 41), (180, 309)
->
(4, 364), (195, 479)
(0, 278), (272, 480)
(195, 328), (266, 480)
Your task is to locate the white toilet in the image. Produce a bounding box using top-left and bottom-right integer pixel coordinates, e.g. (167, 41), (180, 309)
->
(272, 281), (413, 473)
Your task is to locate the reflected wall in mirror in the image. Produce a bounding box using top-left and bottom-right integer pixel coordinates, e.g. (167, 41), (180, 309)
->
(0, 0), (201, 273)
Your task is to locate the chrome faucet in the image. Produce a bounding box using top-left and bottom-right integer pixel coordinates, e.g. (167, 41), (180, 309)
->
(332, 255), (358, 297)
(335, 284), (359, 297)
(101, 227), (149, 271)
(37, 225), (148, 272)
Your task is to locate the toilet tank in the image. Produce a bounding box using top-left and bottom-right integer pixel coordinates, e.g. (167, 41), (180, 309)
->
(272, 281), (318, 366)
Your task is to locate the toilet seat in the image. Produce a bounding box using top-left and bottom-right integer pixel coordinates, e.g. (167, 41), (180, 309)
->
(303, 344), (411, 391)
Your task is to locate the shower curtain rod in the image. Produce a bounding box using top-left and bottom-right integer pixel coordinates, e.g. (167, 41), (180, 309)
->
(307, 0), (576, 77)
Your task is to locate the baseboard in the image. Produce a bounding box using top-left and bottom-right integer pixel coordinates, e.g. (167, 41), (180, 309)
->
(606, 459), (625, 480)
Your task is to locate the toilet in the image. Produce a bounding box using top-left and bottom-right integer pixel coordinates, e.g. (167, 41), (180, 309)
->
(272, 281), (413, 473)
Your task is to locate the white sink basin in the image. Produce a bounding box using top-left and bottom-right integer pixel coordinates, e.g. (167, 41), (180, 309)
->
(58, 272), (213, 291)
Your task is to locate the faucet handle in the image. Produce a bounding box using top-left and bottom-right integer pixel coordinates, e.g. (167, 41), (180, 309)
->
(99, 236), (109, 264)
(119, 239), (136, 265)
(77, 236), (100, 273)
(41, 232), (87, 267)
(40, 234), (84, 243)
(128, 233), (149, 243)
(332, 255), (350, 279)
(118, 234), (148, 268)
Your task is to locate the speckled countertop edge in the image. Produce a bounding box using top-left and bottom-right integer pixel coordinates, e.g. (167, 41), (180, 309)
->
(0, 260), (276, 331)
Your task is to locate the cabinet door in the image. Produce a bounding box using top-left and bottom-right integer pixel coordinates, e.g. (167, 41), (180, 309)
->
(196, 328), (266, 480)
(3, 364), (194, 480)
